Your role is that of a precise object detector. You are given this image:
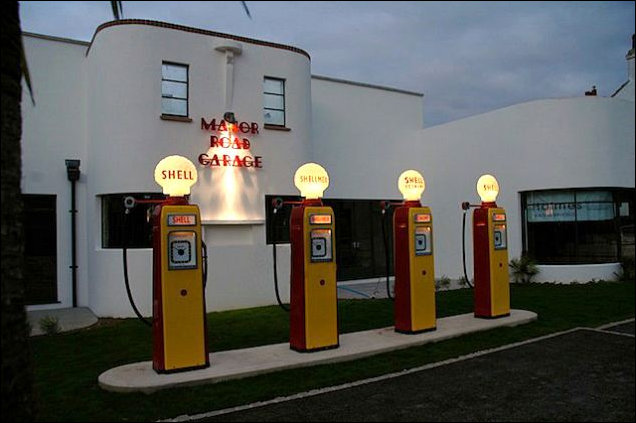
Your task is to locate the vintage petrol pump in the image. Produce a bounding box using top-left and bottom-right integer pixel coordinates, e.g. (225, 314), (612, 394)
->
(289, 163), (339, 352)
(151, 156), (209, 373)
(392, 170), (436, 333)
(471, 174), (510, 318)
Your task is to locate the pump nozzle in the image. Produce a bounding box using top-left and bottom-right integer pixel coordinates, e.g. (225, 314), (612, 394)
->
(461, 201), (471, 211)
(380, 200), (391, 214)
(272, 197), (284, 214)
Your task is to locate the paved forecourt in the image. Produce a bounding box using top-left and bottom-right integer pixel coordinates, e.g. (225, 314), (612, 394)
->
(99, 309), (536, 393)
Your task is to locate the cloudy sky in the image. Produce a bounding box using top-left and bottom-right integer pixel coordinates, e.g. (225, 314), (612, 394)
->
(19, 1), (635, 127)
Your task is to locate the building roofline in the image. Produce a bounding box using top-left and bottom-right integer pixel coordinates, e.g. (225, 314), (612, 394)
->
(21, 31), (90, 48)
(311, 75), (423, 97)
(610, 80), (630, 98)
(86, 19), (311, 60)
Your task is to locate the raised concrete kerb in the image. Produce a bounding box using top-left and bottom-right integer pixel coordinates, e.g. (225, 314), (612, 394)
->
(98, 309), (537, 394)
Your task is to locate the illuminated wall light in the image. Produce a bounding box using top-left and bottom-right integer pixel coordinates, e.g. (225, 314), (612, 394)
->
(476, 174), (500, 203)
(294, 163), (329, 199)
(397, 169), (426, 201)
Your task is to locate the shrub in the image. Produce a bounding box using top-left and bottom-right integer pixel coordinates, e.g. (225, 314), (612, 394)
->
(614, 255), (635, 282)
(435, 275), (451, 291)
(39, 316), (61, 335)
(509, 256), (540, 283)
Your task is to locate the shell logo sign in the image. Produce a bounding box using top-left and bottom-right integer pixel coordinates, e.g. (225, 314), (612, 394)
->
(294, 163), (330, 199)
(398, 169), (426, 201)
(154, 155), (198, 196)
(476, 174), (500, 203)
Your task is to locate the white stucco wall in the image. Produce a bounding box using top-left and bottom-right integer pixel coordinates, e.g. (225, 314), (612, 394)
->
(21, 35), (90, 311)
(311, 76), (424, 199)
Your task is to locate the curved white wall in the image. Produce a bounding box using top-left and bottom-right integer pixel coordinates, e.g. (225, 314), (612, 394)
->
(84, 23), (311, 316)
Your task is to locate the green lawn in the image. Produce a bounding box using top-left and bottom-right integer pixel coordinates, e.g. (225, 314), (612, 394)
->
(29, 282), (634, 422)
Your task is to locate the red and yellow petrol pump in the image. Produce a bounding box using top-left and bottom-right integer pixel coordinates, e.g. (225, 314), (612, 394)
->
(393, 170), (436, 333)
(289, 163), (339, 352)
(472, 174), (510, 318)
(151, 156), (209, 373)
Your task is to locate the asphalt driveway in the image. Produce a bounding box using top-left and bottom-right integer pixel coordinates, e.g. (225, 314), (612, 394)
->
(194, 322), (635, 422)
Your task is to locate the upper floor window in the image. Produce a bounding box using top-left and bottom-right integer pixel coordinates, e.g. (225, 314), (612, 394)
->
(162, 62), (189, 117)
(263, 77), (285, 126)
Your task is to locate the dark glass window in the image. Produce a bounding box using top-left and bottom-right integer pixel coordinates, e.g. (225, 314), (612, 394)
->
(521, 188), (634, 264)
(265, 196), (397, 281)
(102, 193), (166, 248)
(22, 194), (57, 304)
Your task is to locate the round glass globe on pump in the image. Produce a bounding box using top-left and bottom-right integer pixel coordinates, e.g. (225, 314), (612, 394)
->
(154, 155), (198, 197)
(476, 174), (499, 203)
(398, 169), (426, 202)
(294, 163), (329, 199)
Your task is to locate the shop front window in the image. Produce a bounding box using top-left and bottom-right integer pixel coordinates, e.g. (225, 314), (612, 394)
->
(265, 196), (395, 281)
(102, 193), (165, 248)
(522, 188), (634, 264)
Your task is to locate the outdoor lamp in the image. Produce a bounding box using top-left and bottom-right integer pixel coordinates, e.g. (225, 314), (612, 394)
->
(223, 111), (237, 124)
(65, 159), (81, 182)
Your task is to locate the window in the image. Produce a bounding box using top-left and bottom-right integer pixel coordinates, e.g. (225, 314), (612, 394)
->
(521, 188), (635, 264)
(102, 193), (166, 248)
(161, 62), (189, 117)
(22, 194), (57, 304)
(265, 196), (396, 281)
(263, 77), (285, 126)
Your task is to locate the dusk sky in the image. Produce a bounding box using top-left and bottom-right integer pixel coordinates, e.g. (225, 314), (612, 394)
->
(19, 1), (635, 127)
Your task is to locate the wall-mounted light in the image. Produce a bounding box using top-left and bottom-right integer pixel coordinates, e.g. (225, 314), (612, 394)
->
(223, 111), (237, 125)
(65, 159), (81, 181)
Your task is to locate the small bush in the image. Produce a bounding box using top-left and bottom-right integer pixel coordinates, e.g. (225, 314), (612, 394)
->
(435, 275), (451, 291)
(614, 255), (635, 282)
(509, 256), (540, 284)
(39, 316), (60, 335)
(458, 276), (472, 288)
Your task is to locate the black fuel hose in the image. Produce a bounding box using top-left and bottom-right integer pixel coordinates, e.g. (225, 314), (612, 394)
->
(271, 207), (290, 312)
(461, 209), (474, 288)
(122, 210), (152, 326)
(202, 241), (208, 288)
(381, 208), (394, 300)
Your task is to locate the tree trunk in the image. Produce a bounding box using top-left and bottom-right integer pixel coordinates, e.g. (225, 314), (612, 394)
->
(1, 1), (36, 420)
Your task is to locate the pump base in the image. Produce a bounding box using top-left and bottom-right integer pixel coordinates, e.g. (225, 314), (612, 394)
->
(474, 312), (510, 320)
(395, 326), (436, 335)
(290, 343), (339, 353)
(153, 362), (210, 375)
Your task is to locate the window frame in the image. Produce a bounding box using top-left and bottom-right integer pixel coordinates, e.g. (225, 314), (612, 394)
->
(161, 62), (189, 118)
(263, 77), (286, 127)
